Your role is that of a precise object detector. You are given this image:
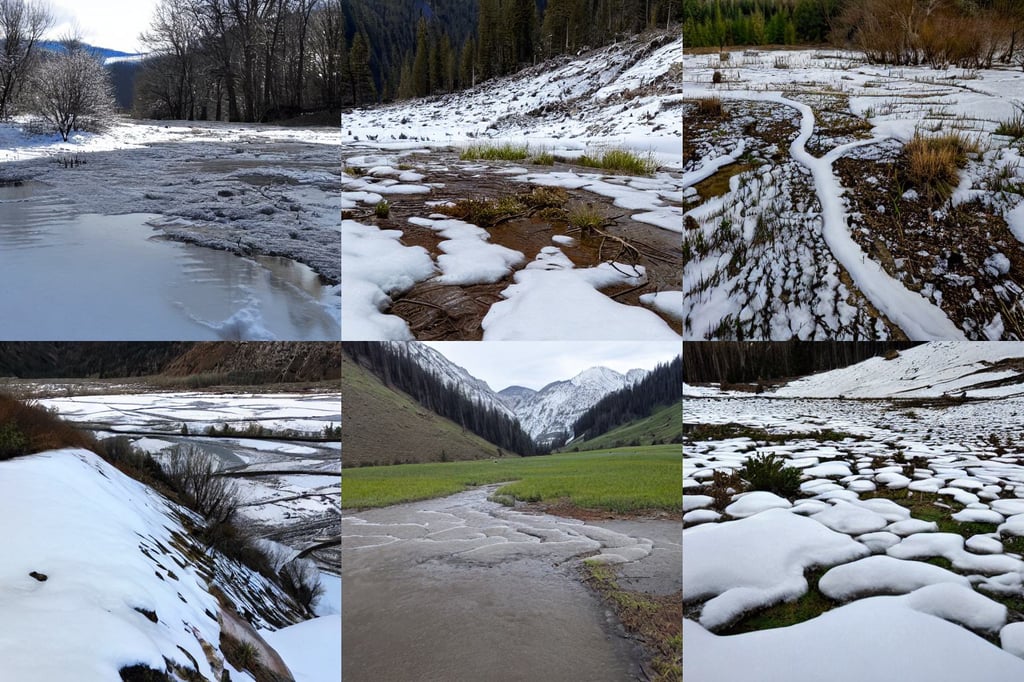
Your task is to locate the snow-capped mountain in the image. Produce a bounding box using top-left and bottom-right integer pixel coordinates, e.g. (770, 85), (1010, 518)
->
(499, 366), (648, 444)
(393, 342), (516, 419)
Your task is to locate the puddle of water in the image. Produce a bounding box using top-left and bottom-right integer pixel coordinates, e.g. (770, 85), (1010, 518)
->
(0, 195), (339, 340)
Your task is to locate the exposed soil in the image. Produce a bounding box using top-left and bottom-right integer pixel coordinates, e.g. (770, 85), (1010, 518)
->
(355, 153), (682, 339)
(836, 153), (1024, 339)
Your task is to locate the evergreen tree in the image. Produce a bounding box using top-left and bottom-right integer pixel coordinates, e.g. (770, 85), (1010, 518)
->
(348, 32), (376, 105)
(412, 18), (431, 97)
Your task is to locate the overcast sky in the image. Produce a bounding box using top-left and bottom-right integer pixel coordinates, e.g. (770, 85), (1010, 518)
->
(47, 0), (157, 53)
(422, 342), (681, 392)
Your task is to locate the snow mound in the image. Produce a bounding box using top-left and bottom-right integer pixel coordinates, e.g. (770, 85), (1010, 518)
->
(683, 508), (868, 629)
(819, 555), (970, 600)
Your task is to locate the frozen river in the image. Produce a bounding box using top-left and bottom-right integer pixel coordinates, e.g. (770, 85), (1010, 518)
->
(0, 182), (340, 340)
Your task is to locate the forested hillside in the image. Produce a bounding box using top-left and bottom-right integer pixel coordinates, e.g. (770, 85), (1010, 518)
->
(572, 356), (682, 442)
(682, 0), (1024, 69)
(343, 342), (541, 456)
(342, 0), (682, 103)
(681, 0), (837, 48)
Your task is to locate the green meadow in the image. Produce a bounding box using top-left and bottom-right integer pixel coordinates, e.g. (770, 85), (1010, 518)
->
(342, 445), (681, 513)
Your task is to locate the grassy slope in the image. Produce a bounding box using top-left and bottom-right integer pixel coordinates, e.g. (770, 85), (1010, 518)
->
(342, 445), (682, 512)
(565, 403), (682, 452)
(342, 353), (509, 467)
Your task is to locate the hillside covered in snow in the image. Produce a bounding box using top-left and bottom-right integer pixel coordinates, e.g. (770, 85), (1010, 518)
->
(771, 342), (1024, 399)
(498, 366), (647, 443)
(0, 448), (338, 681)
(342, 30), (684, 341)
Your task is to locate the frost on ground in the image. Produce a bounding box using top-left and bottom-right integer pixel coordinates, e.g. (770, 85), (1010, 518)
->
(341, 30), (684, 340)
(684, 343), (1024, 678)
(683, 48), (1024, 340)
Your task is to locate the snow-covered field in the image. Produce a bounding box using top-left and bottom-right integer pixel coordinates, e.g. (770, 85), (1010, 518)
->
(0, 118), (340, 340)
(342, 31), (684, 340)
(683, 48), (1024, 340)
(685, 343), (1024, 679)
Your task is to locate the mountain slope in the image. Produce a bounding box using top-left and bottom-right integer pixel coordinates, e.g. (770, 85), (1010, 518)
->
(0, 448), (306, 680)
(342, 352), (515, 466)
(565, 402), (681, 452)
(499, 366), (647, 444)
(0, 341), (341, 383)
(772, 342), (1024, 399)
(343, 28), (683, 162)
(401, 342), (515, 418)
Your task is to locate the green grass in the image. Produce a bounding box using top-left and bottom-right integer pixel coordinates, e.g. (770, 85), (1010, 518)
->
(724, 568), (832, 634)
(459, 142), (530, 161)
(342, 445), (681, 512)
(567, 203), (604, 232)
(575, 148), (658, 175)
(565, 403), (681, 452)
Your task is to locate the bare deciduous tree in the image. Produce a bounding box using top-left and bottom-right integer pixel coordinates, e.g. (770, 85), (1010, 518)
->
(164, 445), (239, 527)
(0, 0), (52, 118)
(25, 48), (115, 141)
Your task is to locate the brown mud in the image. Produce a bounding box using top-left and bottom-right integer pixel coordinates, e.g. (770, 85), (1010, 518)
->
(354, 156), (682, 339)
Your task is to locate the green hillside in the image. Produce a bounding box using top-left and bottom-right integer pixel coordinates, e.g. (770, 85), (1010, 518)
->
(565, 403), (682, 452)
(342, 353), (512, 467)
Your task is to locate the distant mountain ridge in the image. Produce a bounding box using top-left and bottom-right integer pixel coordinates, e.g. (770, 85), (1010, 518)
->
(38, 40), (145, 62)
(497, 366), (648, 445)
(360, 341), (651, 449)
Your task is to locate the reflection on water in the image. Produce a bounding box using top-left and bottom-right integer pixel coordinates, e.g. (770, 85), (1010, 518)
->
(0, 187), (339, 340)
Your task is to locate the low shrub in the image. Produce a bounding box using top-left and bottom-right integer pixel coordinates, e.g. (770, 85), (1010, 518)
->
(374, 199), (390, 218)
(738, 452), (802, 497)
(0, 394), (96, 460)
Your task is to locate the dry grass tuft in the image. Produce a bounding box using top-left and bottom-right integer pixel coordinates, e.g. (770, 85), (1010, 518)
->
(696, 96), (723, 118)
(904, 132), (977, 200)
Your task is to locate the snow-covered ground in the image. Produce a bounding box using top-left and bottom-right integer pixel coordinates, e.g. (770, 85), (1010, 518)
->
(0, 448), (315, 681)
(342, 31), (684, 340)
(685, 343), (1024, 679)
(0, 117), (340, 340)
(683, 48), (1024, 340)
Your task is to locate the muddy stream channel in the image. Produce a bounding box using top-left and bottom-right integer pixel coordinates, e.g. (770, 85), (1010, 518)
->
(342, 484), (681, 680)
(0, 181), (338, 339)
